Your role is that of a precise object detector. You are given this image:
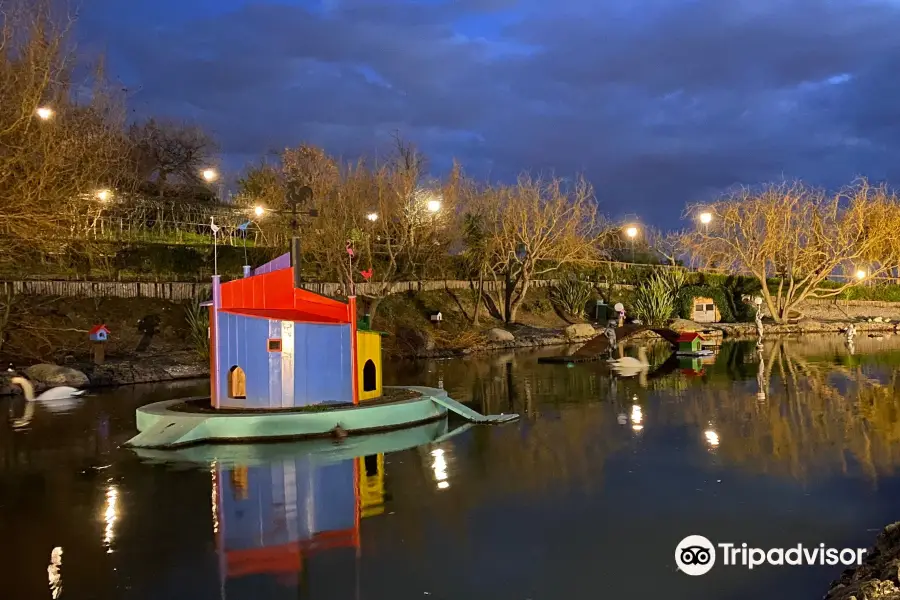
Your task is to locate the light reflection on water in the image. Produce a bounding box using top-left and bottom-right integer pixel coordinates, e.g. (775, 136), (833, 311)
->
(4, 336), (900, 598)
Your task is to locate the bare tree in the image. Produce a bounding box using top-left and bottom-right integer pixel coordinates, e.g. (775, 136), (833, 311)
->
(680, 179), (900, 322)
(0, 0), (132, 269)
(477, 175), (605, 323)
(128, 118), (216, 196)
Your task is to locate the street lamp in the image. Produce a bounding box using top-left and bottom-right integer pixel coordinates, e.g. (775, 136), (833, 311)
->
(95, 189), (111, 202)
(699, 211), (712, 232)
(366, 212), (378, 222)
(201, 168), (218, 182)
(426, 199), (441, 213)
(856, 269), (867, 281)
(624, 225), (639, 263)
(35, 106), (54, 120)
(254, 206), (265, 217)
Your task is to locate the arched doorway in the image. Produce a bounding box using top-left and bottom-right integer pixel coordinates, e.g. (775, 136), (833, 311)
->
(362, 359), (377, 392)
(228, 366), (246, 399)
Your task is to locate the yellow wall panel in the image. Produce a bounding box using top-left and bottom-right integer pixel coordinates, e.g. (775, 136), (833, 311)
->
(356, 331), (382, 401)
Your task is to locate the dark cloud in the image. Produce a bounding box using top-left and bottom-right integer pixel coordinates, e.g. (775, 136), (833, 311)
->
(79, 0), (900, 225)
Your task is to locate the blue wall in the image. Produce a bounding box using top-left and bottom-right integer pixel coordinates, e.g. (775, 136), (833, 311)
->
(217, 313), (352, 408)
(294, 322), (353, 405)
(220, 457), (357, 552)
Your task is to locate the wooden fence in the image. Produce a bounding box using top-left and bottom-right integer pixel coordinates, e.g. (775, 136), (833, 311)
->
(0, 278), (572, 301)
(2, 277), (900, 309)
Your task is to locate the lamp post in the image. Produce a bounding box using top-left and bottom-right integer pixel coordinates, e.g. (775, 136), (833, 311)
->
(35, 106), (54, 120)
(699, 211), (712, 233)
(286, 184), (317, 288)
(625, 226), (638, 263)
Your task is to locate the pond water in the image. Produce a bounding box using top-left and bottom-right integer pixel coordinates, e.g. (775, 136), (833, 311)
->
(3, 335), (900, 599)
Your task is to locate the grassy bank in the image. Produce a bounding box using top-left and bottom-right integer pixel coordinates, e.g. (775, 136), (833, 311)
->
(0, 286), (614, 366)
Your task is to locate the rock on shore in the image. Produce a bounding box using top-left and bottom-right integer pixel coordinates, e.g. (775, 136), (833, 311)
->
(825, 522), (900, 600)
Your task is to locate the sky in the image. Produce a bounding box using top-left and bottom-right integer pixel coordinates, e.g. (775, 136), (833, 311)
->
(76, 0), (900, 227)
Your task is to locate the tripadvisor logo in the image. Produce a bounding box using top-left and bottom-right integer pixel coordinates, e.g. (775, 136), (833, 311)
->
(675, 535), (868, 576)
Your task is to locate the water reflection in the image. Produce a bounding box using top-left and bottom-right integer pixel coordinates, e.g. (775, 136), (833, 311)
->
(47, 547), (62, 599)
(214, 454), (370, 595)
(103, 484), (118, 552)
(8, 338), (900, 599)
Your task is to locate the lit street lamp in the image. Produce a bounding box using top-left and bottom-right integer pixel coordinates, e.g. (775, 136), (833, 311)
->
(366, 212), (378, 222)
(856, 269), (867, 281)
(699, 211), (712, 232)
(95, 189), (111, 202)
(624, 225), (639, 263)
(426, 199), (441, 213)
(254, 206), (265, 217)
(201, 168), (218, 182)
(35, 106), (54, 120)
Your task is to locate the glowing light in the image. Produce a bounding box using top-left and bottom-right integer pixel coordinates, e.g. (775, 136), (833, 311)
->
(36, 106), (54, 120)
(254, 205), (265, 217)
(705, 429), (720, 447)
(431, 448), (449, 489)
(202, 168), (218, 182)
(632, 424), (644, 432)
(95, 189), (111, 202)
(366, 212), (379, 222)
(426, 199), (442, 213)
(856, 269), (867, 281)
(631, 404), (642, 425)
(211, 464), (219, 535)
(48, 547), (63, 599)
(625, 226), (638, 239)
(699, 212), (712, 224)
(103, 484), (118, 552)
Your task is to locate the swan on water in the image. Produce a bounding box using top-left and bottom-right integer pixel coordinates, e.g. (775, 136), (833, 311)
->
(608, 347), (649, 369)
(10, 377), (86, 412)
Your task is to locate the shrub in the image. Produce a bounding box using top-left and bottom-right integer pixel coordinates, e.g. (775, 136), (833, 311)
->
(675, 284), (736, 323)
(549, 278), (594, 318)
(631, 272), (677, 326)
(184, 299), (210, 360)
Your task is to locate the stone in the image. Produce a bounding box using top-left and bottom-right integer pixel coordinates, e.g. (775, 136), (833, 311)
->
(875, 317), (884, 323)
(25, 364), (89, 388)
(670, 319), (704, 332)
(486, 328), (515, 342)
(564, 323), (596, 339)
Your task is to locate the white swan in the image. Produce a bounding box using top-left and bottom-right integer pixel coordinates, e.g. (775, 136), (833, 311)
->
(608, 347), (649, 369)
(11, 377), (86, 412)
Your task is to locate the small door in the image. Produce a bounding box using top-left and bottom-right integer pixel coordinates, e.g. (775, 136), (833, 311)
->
(692, 297), (718, 323)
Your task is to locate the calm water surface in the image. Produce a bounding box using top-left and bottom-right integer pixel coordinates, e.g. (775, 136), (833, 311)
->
(3, 335), (900, 599)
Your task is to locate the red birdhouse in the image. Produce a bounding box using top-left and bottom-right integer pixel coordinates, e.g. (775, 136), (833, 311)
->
(89, 324), (110, 342)
(360, 268), (373, 281)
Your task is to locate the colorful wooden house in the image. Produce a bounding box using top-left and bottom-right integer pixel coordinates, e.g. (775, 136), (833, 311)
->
(208, 252), (386, 409)
(676, 332), (704, 354)
(213, 456), (362, 592)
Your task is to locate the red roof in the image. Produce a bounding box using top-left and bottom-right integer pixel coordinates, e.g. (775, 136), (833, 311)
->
(219, 267), (351, 324)
(220, 308), (347, 325)
(676, 332), (704, 342)
(89, 324), (110, 334)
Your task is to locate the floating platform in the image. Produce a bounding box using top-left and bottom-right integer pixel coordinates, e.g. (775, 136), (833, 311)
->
(125, 386), (517, 450)
(675, 350), (715, 357)
(131, 419), (474, 466)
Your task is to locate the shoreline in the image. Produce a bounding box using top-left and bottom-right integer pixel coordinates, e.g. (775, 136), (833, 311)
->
(825, 522), (900, 599)
(0, 319), (895, 396)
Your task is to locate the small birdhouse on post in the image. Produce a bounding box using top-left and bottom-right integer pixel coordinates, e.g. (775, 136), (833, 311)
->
(429, 311), (443, 326)
(89, 324), (110, 365)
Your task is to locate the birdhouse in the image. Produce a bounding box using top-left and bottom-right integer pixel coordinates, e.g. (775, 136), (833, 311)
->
(89, 324), (110, 342)
(429, 311), (443, 323)
(676, 332), (703, 354)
